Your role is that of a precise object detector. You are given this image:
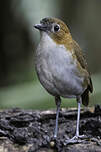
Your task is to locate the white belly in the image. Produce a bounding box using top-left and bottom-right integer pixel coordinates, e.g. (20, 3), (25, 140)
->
(35, 33), (85, 98)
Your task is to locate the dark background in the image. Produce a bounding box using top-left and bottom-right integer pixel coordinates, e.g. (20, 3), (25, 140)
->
(0, 0), (101, 109)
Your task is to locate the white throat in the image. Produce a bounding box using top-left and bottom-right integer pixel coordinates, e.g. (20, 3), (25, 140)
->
(40, 31), (66, 51)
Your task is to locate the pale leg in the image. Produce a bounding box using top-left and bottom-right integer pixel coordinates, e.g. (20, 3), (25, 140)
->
(76, 101), (81, 136)
(53, 96), (61, 138)
(66, 97), (85, 144)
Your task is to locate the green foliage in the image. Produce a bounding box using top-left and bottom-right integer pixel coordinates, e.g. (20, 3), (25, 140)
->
(0, 73), (100, 109)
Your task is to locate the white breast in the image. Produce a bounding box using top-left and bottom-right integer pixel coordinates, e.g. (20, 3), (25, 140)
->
(35, 32), (85, 98)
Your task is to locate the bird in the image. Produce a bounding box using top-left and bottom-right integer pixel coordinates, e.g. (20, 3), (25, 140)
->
(34, 17), (93, 143)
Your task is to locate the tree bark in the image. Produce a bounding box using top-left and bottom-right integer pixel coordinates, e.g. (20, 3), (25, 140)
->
(0, 105), (101, 152)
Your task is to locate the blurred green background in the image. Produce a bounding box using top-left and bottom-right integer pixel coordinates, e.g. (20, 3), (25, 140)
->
(0, 0), (101, 109)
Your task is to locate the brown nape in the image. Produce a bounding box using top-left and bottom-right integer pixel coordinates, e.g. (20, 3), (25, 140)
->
(51, 31), (73, 50)
(41, 17), (73, 51)
(50, 26), (73, 51)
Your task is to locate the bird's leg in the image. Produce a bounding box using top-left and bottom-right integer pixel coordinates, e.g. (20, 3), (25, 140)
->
(75, 97), (82, 137)
(66, 96), (86, 144)
(53, 96), (61, 139)
(72, 98), (85, 139)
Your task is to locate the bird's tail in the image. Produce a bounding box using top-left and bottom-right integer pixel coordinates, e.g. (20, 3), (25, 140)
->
(81, 89), (89, 106)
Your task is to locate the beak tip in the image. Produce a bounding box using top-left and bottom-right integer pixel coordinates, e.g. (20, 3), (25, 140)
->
(33, 24), (38, 29)
(33, 24), (47, 31)
(33, 24), (42, 30)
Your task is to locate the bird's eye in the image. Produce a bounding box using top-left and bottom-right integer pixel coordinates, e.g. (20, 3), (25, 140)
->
(54, 24), (60, 32)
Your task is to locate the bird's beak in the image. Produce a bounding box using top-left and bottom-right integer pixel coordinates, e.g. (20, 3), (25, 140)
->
(34, 24), (48, 31)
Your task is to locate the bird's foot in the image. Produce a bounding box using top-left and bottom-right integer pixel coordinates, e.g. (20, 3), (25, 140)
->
(65, 134), (87, 145)
(71, 134), (86, 140)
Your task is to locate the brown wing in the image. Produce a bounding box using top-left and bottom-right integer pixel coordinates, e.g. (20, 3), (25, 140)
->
(73, 40), (93, 106)
(73, 40), (93, 92)
(73, 40), (88, 71)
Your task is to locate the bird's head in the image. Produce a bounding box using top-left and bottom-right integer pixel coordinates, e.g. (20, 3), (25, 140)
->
(34, 17), (73, 50)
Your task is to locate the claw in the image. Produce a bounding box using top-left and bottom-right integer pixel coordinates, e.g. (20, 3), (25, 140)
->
(72, 134), (86, 140)
(65, 135), (87, 145)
